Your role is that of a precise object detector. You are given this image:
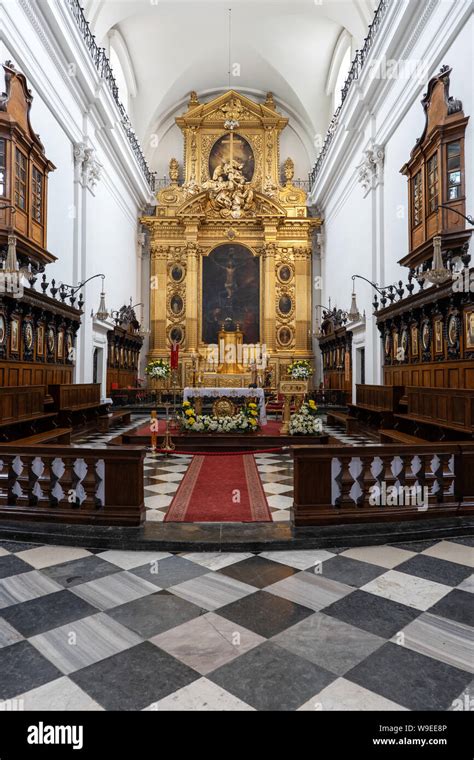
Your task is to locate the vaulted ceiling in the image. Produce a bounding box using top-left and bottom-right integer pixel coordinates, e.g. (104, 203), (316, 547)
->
(85, 0), (376, 175)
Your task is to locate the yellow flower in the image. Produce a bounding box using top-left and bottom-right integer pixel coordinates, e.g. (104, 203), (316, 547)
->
(185, 408), (194, 417)
(250, 409), (258, 416)
(188, 417), (196, 425)
(183, 401), (191, 408)
(309, 400), (316, 408)
(249, 418), (257, 426)
(248, 402), (257, 408)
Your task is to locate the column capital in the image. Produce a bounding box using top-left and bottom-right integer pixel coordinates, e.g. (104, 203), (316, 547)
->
(150, 245), (169, 260)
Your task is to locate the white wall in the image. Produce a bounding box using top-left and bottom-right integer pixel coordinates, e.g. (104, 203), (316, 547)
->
(310, 1), (473, 398)
(0, 1), (151, 385)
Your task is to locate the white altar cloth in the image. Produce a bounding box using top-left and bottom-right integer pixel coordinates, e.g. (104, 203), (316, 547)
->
(183, 387), (267, 425)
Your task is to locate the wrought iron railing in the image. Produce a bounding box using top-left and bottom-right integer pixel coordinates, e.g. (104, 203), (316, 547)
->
(66, 0), (156, 191)
(309, 0), (390, 191)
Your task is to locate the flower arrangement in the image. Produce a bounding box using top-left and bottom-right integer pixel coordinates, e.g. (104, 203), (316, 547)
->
(145, 359), (171, 379)
(287, 360), (313, 380)
(179, 400), (260, 433)
(289, 400), (323, 435)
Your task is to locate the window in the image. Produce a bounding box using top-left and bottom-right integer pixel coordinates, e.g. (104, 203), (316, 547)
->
(412, 171), (422, 226)
(109, 47), (129, 108)
(0, 139), (5, 196)
(32, 166), (43, 223)
(14, 148), (27, 209)
(333, 46), (352, 110)
(446, 141), (461, 200)
(427, 153), (439, 214)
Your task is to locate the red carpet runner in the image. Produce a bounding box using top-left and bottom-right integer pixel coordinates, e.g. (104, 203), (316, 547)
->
(165, 454), (272, 523)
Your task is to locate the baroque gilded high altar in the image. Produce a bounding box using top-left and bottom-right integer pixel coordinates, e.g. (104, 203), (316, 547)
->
(141, 90), (321, 388)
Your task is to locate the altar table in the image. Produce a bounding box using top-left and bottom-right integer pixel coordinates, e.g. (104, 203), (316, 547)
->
(183, 387), (267, 425)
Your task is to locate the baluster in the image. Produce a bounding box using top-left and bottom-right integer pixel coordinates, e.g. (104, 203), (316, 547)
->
(356, 455), (375, 507)
(81, 457), (99, 510)
(415, 454), (429, 507)
(337, 455), (355, 509)
(7, 455), (21, 505)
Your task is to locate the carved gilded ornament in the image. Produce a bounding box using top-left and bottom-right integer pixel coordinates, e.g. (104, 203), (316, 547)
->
(284, 157), (294, 185)
(169, 157), (180, 184)
(143, 90), (317, 373)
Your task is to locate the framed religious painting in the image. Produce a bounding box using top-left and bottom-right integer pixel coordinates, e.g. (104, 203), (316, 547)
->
(434, 317), (444, 355)
(169, 325), (184, 345)
(209, 133), (255, 182)
(464, 308), (474, 351)
(277, 264), (293, 284)
(410, 324), (419, 359)
(23, 321), (34, 358)
(384, 332), (391, 357)
(170, 263), (185, 283)
(400, 328), (408, 360)
(10, 318), (20, 354)
(66, 332), (74, 363)
(57, 330), (65, 360)
(47, 327), (55, 358)
(421, 320), (431, 353)
(392, 330), (399, 359)
(37, 324), (45, 356)
(0, 313), (6, 348)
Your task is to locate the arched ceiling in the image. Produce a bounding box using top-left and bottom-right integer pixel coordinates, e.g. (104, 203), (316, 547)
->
(85, 0), (376, 169)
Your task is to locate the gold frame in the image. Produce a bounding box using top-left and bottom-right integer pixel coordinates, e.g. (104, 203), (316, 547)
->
(410, 324), (419, 358)
(434, 317), (444, 354)
(57, 329), (64, 359)
(10, 318), (19, 353)
(464, 308), (474, 350)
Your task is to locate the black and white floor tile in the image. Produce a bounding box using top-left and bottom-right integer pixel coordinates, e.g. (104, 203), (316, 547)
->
(0, 538), (472, 711)
(72, 415), (148, 449)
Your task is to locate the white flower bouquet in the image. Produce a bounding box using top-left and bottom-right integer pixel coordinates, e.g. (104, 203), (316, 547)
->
(145, 359), (171, 379)
(289, 401), (323, 435)
(287, 360), (313, 380)
(179, 401), (260, 433)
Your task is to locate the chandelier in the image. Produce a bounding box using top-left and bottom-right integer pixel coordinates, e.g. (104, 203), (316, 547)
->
(422, 236), (452, 286)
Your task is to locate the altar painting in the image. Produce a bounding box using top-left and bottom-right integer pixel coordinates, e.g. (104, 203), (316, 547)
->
(202, 244), (260, 345)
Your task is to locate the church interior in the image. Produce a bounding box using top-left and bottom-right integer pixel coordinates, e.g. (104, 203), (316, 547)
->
(0, 0), (472, 727)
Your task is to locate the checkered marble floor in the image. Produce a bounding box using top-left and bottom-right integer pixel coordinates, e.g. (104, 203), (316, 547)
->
(71, 414), (148, 448)
(0, 537), (472, 711)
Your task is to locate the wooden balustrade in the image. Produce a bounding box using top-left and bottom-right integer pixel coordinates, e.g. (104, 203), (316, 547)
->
(293, 443), (474, 525)
(0, 445), (145, 525)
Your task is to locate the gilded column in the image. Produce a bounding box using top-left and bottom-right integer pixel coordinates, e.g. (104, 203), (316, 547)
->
(185, 240), (199, 351)
(262, 239), (277, 352)
(149, 244), (168, 357)
(294, 246), (312, 353)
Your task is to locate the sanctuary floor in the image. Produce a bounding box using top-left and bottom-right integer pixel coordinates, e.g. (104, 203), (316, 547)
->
(0, 537), (472, 711)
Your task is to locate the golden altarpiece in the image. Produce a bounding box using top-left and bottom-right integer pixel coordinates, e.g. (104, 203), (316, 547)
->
(141, 91), (320, 388)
